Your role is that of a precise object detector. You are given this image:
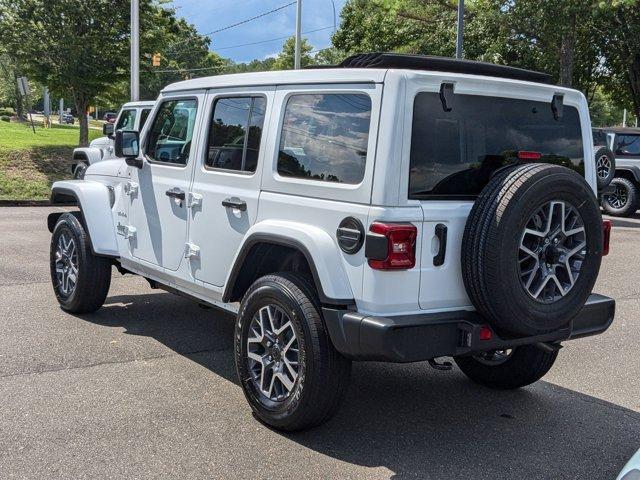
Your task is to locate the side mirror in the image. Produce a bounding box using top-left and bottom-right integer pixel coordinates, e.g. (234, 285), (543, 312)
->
(103, 122), (115, 138)
(114, 130), (143, 168)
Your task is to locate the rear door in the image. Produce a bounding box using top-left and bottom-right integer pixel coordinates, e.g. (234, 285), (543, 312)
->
(187, 88), (274, 286)
(406, 81), (587, 311)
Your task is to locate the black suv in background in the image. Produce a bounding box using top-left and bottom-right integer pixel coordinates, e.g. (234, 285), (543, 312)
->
(600, 127), (640, 216)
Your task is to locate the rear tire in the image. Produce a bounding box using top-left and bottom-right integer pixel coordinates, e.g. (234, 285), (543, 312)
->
(602, 177), (639, 217)
(235, 272), (351, 431)
(454, 345), (558, 389)
(50, 213), (111, 313)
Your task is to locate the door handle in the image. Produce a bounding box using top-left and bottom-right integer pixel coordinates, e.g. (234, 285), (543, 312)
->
(433, 223), (448, 267)
(165, 187), (185, 201)
(222, 198), (247, 212)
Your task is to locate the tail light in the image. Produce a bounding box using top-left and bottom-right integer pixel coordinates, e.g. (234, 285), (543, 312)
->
(518, 151), (542, 161)
(366, 222), (417, 270)
(602, 219), (611, 256)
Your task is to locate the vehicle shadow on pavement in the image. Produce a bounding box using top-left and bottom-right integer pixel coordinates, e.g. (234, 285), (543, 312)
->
(88, 292), (640, 480)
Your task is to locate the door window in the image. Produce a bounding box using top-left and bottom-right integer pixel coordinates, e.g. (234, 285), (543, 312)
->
(139, 108), (151, 130)
(277, 93), (372, 184)
(615, 134), (640, 156)
(145, 99), (198, 166)
(205, 96), (266, 173)
(116, 109), (136, 130)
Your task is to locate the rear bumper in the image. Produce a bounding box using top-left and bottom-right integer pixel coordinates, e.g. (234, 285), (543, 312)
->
(322, 294), (615, 363)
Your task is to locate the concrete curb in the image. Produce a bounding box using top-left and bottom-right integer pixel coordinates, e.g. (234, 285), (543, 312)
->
(0, 200), (52, 206)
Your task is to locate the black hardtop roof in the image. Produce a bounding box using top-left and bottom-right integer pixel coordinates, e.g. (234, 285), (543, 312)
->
(330, 53), (553, 84)
(596, 127), (640, 135)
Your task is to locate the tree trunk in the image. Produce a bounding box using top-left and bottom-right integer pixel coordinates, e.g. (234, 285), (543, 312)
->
(74, 94), (89, 146)
(559, 13), (576, 87)
(629, 53), (640, 125)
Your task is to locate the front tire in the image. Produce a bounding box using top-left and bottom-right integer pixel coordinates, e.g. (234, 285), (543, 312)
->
(235, 273), (351, 431)
(602, 177), (639, 217)
(454, 345), (558, 389)
(50, 213), (111, 313)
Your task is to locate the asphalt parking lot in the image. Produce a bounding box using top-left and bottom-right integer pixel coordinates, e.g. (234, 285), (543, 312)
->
(1, 207), (640, 480)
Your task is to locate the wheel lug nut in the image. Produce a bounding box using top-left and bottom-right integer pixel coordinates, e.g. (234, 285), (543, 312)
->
(266, 341), (272, 347)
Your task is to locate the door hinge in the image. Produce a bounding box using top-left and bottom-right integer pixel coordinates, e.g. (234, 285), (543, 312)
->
(116, 223), (137, 239)
(188, 192), (203, 209)
(124, 181), (139, 196)
(184, 242), (200, 258)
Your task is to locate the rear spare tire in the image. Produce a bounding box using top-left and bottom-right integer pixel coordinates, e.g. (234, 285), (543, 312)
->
(594, 146), (616, 190)
(462, 164), (603, 336)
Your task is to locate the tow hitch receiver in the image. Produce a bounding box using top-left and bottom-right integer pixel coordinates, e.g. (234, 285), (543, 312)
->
(428, 358), (452, 371)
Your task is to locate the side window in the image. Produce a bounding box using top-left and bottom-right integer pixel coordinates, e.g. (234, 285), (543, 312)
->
(116, 109), (136, 130)
(205, 96), (266, 173)
(145, 99), (198, 166)
(139, 108), (151, 130)
(615, 135), (640, 156)
(277, 93), (372, 184)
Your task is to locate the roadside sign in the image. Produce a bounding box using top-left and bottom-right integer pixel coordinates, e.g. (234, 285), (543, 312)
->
(17, 77), (30, 96)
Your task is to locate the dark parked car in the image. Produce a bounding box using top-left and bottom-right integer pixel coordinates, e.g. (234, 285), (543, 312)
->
(61, 113), (74, 124)
(103, 112), (117, 123)
(598, 127), (640, 216)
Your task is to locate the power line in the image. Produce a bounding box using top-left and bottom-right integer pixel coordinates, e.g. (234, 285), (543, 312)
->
(214, 26), (334, 51)
(175, 1), (296, 45)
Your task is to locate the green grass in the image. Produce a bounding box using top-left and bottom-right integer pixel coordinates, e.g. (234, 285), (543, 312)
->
(0, 121), (102, 200)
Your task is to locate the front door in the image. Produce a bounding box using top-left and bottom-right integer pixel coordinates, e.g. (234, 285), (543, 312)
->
(128, 95), (203, 271)
(187, 89), (273, 286)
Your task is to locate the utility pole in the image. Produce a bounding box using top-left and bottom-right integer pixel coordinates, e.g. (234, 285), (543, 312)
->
(455, 0), (464, 59)
(623, 108), (627, 127)
(294, 0), (302, 69)
(59, 98), (64, 124)
(131, 0), (140, 101)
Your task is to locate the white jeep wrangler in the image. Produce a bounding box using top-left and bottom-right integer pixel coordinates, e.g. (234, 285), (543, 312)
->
(48, 53), (615, 431)
(71, 101), (155, 179)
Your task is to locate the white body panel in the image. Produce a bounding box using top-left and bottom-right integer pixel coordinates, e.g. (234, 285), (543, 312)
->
(53, 67), (596, 317)
(52, 180), (120, 256)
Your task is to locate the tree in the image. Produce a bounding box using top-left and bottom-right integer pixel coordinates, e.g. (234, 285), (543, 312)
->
(0, 53), (26, 119)
(272, 37), (314, 70)
(599, 0), (640, 119)
(0, 0), (130, 145)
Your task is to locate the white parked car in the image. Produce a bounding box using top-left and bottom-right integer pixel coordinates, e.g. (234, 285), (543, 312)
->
(71, 101), (155, 179)
(48, 53), (615, 431)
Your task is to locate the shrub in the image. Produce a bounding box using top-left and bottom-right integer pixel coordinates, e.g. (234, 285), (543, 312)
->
(0, 108), (14, 117)
(0, 116), (10, 122)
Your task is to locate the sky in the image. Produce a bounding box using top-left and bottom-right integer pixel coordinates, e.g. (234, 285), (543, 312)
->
(171, 0), (348, 63)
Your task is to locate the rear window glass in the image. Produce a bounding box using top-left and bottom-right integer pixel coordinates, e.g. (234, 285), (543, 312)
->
(615, 134), (640, 157)
(277, 93), (372, 184)
(409, 93), (584, 198)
